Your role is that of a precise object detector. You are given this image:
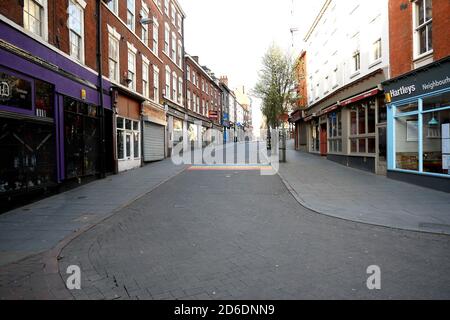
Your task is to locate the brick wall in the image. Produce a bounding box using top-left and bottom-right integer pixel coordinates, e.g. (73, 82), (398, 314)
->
(389, 0), (450, 78)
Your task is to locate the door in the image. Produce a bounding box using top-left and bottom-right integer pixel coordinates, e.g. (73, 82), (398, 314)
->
(376, 125), (387, 175)
(320, 123), (328, 156)
(143, 122), (165, 162)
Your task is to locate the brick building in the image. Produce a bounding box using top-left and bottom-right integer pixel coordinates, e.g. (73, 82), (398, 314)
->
(291, 50), (308, 151)
(103, 0), (185, 168)
(383, 0), (450, 192)
(185, 54), (222, 148)
(0, 0), (113, 208)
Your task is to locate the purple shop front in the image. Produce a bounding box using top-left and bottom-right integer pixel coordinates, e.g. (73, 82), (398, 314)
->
(0, 20), (112, 204)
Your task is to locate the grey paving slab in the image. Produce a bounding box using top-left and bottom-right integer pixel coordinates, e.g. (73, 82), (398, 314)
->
(0, 159), (186, 267)
(279, 140), (450, 235)
(49, 165), (450, 300)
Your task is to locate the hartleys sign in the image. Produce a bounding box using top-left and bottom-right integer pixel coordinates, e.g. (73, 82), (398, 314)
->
(383, 58), (450, 103)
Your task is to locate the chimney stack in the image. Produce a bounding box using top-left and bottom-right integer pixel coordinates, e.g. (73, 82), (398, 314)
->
(220, 76), (228, 87)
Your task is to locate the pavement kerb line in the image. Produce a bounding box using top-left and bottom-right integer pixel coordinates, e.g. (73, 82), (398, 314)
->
(276, 169), (450, 237)
(0, 164), (188, 298)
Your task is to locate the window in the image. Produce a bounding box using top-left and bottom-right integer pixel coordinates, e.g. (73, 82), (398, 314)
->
(414, 0), (433, 56)
(352, 51), (361, 73)
(164, 0), (169, 15)
(68, 0), (84, 62)
(127, 0), (135, 32)
(311, 121), (320, 152)
(171, 3), (176, 24)
(178, 77), (183, 104)
(177, 41), (182, 66)
(141, 6), (149, 44)
(164, 23), (170, 54)
(328, 112), (342, 153)
(153, 66), (159, 104)
(393, 92), (450, 174)
(165, 66), (171, 97)
(171, 32), (176, 61)
(372, 38), (382, 62)
(117, 117), (140, 160)
(152, 19), (159, 54)
(108, 32), (120, 83)
(187, 90), (191, 109)
(187, 66), (191, 82)
(23, 0), (46, 38)
(350, 99), (377, 154)
(128, 50), (136, 90)
(108, 0), (118, 14)
(172, 72), (177, 101)
(177, 13), (182, 33)
(142, 59), (149, 98)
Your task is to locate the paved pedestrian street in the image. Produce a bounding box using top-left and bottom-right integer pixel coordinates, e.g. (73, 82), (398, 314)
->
(1, 142), (450, 300)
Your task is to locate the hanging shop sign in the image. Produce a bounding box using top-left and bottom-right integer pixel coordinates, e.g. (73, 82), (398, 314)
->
(208, 110), (219, 120)
(0, 72), (32, 110)
(383, 57), (450, 103)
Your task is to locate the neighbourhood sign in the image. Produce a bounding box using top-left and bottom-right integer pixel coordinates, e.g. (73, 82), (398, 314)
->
(383, 58), (450, 103)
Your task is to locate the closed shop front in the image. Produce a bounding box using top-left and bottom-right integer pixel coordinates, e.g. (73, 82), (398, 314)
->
(142, 101), (167, 162)
(143, 121), (165, 161)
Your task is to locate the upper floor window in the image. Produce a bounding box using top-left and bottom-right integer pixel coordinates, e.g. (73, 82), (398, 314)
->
(142, 58), (150, 98)
(187, 65), (191, 82)
(164, 23), (170, 54)
(171, 3), (176, 24)
(153, 66), (160, 104)
(108, 31), (120, 83)
(372, 38), (382, 62)
(68, 0), (85, 62)
(164, 0), (169, 15)
(152, 19), (159, 54)
(23, 0), (46, 38)
(141, 6), (149, 44)
(414, 0), (433, 56)
(108, 0), (118, 15)
(127, 0), (135, 32)
(171, 32), (176, 61)
(128, 50), (136, 90)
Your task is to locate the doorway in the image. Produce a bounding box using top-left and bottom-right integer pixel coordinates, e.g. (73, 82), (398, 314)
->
(376, 125), (387, 175)
(320, 123), (328, 156)
(64, 97), (100, 179)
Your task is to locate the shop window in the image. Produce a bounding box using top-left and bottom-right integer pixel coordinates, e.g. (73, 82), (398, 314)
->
(173, 118), (183, 147)
(0, 71), (32, 111)
(422, 110), (450, 174)
(395, 115), (419, 171)
(378, 97), (387, 123)
(311, 121), (320, 152)
(35, 80), (54, 118)
(328, 112), (342, 153)
(349, 99), (376, 154)
(116, 117), (140, 161)
(423, 91), (450, 111)
(64, 97), (100, 179)
(397, 102), (418, 114)
(0, 118), (56, 195)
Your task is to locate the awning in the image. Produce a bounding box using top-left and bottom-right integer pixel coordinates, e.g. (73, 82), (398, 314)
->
(339, 88), (380, 107)
(319, 104), (339, 116)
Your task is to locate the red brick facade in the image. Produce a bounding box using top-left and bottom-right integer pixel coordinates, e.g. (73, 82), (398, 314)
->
(185, 55), (222, 124)
(296, 51), (308, 109)
(389, 0), (450, 78)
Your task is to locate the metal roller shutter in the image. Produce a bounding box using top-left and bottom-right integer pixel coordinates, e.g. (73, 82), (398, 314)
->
(144, 122), (165, 162)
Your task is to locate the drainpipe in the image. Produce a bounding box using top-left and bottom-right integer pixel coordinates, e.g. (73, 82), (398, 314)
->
(96, 0), (106, 178)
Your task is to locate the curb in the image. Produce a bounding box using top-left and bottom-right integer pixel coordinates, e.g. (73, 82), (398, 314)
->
(277, 169), (450, 237)
(0, 164), (188, 300)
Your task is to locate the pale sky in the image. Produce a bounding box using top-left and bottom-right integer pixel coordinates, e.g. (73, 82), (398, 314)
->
(178, 0), (325, 133)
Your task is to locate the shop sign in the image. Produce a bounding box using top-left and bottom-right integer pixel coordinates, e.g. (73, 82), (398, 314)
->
(384, 58), (450, 103)
(0, 72), (32, 110)
(208, 110), (219, 120)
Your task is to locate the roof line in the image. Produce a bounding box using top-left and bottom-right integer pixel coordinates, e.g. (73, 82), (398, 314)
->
(304, 0), (332, 42)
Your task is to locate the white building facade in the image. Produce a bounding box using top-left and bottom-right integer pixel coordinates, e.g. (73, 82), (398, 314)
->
(301, 0), (391, 175)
